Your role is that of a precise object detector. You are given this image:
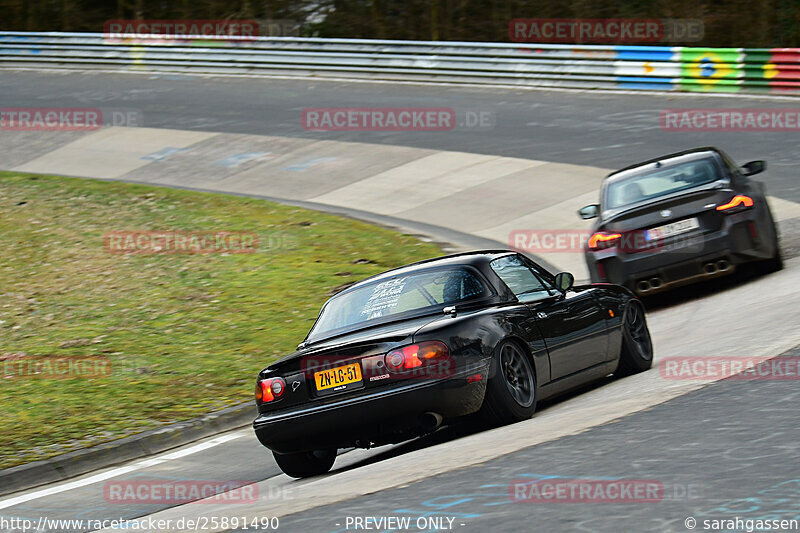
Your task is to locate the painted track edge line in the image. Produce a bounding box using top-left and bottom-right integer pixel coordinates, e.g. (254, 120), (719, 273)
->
(0, 401), (255, 499)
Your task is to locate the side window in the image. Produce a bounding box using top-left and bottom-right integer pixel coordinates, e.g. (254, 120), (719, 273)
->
(431, 270), (484, 304)
(490, 255), (553, 303)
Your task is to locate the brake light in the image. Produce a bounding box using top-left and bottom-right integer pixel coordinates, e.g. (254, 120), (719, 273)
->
(255, 377), (286, 404)
(385, 341), (449, 371)
(716, 195), (754, 211)
(588, 232), (622, 250)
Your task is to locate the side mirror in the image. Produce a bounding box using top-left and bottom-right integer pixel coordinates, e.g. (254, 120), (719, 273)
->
(741, 160), (765, 176)
(554, 272), (575, 293)
(578, 204), (599, 220)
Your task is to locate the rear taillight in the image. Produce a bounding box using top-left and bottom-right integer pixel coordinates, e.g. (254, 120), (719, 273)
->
(255, 377), (286, 404)
(385, 341), (449, 371)
(588, 232), (622, 250)
(716, 195), (754, 212)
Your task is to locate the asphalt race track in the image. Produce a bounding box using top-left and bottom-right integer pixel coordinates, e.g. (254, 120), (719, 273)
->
(278, 346), (800, 533)
(1, 71), (799, 201)
(1, 70), (800, 533)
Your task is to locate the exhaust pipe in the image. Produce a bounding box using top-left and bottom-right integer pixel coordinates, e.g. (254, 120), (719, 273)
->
(649, 277), (663, 289)
(419, 412), (443, 432)
(637, 280), (651, 293)
(717, 260), (730, 272)
(703, 262), (718, 274)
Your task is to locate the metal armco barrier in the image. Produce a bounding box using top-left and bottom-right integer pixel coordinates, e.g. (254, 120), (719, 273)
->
(1, 32), (799, 94)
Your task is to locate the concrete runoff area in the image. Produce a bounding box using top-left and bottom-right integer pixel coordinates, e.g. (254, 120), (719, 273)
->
(3, 127), (800, 282)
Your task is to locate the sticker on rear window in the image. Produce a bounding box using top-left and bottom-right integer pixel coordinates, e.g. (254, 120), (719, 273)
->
(361, 277), (407, 318)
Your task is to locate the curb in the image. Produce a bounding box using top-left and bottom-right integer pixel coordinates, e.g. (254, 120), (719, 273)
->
(0, 401), (256, 498)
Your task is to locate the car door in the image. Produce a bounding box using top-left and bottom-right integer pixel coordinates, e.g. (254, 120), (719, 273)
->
(527, 287), (609, 380)
(490, 255), (608, 381)
(523, 256), (610, 379)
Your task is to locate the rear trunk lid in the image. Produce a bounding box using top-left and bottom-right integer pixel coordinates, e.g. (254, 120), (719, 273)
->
(599, 186), (736, 253)
(260, 315), (441, 405)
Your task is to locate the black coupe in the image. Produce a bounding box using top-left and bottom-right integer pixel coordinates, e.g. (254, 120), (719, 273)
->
(579, 147), (782, 295)
(253, 251), (652, 477)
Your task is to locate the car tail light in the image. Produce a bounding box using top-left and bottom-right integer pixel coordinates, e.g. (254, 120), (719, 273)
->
(385, 341), (449, 371)
(588, 232), (622, 250)
(255, 377), (286, 404)
(716, 195), (754, 212)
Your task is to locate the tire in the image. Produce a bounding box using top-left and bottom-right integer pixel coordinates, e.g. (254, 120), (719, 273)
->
(758, 230), (783, 274)
(758, 209), (783, 274)
(272, 448), (336, 478)
(481, 340), (537, 425)
(615, 301), (653, 376)
(759, 245), (784, 274)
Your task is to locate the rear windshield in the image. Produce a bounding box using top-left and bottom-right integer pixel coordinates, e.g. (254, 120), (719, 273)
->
(604, 158), (722, 210)
(307, 268), (486, 341)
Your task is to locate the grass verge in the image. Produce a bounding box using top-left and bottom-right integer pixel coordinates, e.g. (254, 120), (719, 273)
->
(0, 172), (441, 469)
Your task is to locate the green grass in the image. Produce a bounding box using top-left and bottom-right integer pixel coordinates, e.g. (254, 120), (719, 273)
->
(0, 172), (441, 469)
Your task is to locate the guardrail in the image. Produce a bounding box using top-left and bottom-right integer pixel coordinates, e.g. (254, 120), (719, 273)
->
(1, 32), (799, 94)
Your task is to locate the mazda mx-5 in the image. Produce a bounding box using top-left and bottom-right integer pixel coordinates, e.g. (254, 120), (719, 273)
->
(253, 251), (652, 477)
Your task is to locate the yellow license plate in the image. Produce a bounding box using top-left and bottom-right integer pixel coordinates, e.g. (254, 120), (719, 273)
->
(314, 363), (362, 391)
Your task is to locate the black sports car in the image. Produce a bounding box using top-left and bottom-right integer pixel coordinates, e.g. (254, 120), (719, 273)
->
(578, 147), (782, 295)
(253, 251), (652, 478)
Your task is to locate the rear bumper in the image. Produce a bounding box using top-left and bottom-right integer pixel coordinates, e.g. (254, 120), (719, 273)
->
(585, 210), (775, 294)
(253, 365), (488, 454)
